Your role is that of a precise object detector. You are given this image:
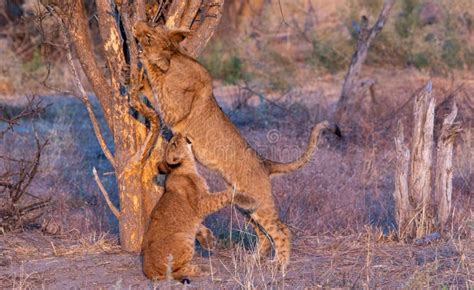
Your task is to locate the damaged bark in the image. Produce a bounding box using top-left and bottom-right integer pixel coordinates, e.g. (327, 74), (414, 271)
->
(393, 81), (461, 240)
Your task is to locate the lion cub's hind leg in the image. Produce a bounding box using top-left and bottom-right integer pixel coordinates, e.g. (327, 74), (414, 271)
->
(250, 208), (291, 271)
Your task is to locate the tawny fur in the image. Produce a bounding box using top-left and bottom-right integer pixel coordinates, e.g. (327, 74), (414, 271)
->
(142, 134), (254, 281)
(134, 22), (338, 268)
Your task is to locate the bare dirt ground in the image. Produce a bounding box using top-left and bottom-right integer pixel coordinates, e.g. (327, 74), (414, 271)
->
(1, 230), (472, 289)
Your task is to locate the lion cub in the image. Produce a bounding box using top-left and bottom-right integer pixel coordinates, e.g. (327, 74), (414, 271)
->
(142, 134), (254, 282)
(133, 21), (341, 269)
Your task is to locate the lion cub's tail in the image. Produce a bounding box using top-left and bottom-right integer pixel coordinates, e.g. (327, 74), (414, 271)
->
(264, 121), (341, 175)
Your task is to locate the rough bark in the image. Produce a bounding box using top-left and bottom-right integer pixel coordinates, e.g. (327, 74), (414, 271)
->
(178, 0), (225, 58)
(393, 121), (413, 237)
(335, 0), (395, 124)
(52, 0), (223, 252)
(435, 103), (461, 229)
(392, 81), (461, 240)
(409, 82), (436, 238)
(59, 0), (114, 126)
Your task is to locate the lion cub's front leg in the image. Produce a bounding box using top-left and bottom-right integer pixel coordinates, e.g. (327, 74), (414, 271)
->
(198, 189), (256, 217)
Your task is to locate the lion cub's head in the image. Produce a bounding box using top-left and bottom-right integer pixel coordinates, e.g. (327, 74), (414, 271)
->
(158, 133), (194, 174)
(133, 21), (190, 72)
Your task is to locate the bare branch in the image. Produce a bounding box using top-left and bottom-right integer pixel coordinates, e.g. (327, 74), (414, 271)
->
(181, 0), (225, 58)
(93, 167), (120, 219)
(0, 96), (46, 137)
(59, 16), (116, 169)
(152, 0), (172, 23)
(52, 2), (114, 126)
(11, 135), (47, 203)
(180, 0), (202, 28)
(135, 0), (147, 21)
(18, 197), (52, 215)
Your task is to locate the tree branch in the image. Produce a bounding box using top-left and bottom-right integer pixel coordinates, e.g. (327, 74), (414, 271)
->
(11, 135), (46, 203)
(180, 0), (202, 28)
(135, 0), (147, 21)
(93, 167), (120, 219)
(165, 1), (187, 28)
(120, 5), (161, 164)
(53, 1), (114, 127)
(59, 16), (116, 169)
(130, 69), (160, 164)
(181, 0), (225, 58)
(336, 0), (395, 121)
(96, 0), (126, 91)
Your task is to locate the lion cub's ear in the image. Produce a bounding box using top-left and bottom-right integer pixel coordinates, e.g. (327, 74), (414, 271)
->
(168, 28), (190, 44)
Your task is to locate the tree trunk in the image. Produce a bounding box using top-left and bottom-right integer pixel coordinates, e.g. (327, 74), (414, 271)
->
(434, 103), (461, 229)
(393, 121), (413, 237)
(392, 81), (461, 241)
(335, 0), (395, 126)
(52, 0), (224, 252)
(409, 82), (435, 238)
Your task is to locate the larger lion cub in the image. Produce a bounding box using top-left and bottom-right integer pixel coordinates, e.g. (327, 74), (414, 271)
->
(142, 134), (254, 282)
(134, 22), (340, 269)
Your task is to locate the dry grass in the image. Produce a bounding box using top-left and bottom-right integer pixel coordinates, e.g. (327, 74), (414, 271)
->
(0, 215), (472, 288)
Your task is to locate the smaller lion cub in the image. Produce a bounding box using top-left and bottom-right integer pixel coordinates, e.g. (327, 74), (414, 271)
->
(143, 133), (255, 282)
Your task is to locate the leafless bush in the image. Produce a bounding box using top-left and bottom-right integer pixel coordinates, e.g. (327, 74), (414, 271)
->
(0, 96), (51, 232)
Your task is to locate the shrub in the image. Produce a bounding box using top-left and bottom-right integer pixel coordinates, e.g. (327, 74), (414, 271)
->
(395, 0), (421, 39)
(309, 37), (347, 74)
(441, 38), (462, 68)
